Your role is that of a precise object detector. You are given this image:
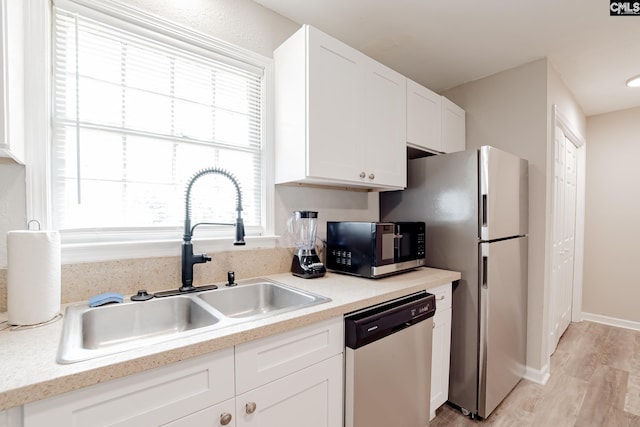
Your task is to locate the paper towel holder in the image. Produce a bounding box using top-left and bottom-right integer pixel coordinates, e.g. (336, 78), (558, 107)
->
(27, 219), (41, 231)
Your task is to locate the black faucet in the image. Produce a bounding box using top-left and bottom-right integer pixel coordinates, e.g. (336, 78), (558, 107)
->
(154, 168), (245, 299)
(179, 167), (246, 292)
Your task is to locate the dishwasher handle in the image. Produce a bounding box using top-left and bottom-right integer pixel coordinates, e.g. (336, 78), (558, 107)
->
(345, 291), (435, 350)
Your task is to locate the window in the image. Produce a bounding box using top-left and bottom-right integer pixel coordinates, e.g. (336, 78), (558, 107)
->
(48, 2), (271, 256)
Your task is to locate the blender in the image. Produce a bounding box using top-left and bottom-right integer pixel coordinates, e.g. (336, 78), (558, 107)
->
(287, 211), (326, 278)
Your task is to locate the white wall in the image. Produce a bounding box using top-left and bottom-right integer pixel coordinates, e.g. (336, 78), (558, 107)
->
(584, 107), (640, 323)
(122, 0), (298, 59)
(442, 58), (587, 377)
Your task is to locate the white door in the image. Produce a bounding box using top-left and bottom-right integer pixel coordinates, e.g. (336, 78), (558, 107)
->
(362, 60), (406, 188)
(549, 126), (578, 354)
(307, 26), (363, 183)
(236, 355), (343, 427)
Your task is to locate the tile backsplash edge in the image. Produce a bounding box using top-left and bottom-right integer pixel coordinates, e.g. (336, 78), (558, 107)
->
(0, 247), (294, 313)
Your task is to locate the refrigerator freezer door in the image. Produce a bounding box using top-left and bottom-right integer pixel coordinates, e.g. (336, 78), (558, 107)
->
(478, 237), (528, 419)
(479, 146), (528, 241)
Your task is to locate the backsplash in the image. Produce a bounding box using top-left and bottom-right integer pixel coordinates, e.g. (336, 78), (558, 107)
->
(0, 247), (294, 312)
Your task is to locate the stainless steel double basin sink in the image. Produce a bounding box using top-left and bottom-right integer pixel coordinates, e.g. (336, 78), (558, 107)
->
(57, 279), (330, 364)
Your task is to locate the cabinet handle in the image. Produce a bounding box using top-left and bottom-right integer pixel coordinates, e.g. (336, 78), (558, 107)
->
(245, 402), (257, 415)
(368, 173), (375, 180)
(220, 412), (233, 425)
(359, 171), (366, 179)
(436, 295), (445, 301)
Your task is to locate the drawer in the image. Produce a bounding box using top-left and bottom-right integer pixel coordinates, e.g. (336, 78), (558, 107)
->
(235, 317), (343, 394)
(429, 282), (452, 312)
(24, 348), (235, 427)
(161, 398), (236, 427)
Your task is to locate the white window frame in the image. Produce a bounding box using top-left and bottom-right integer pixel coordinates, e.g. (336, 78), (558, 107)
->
(25, 0), (276, 264)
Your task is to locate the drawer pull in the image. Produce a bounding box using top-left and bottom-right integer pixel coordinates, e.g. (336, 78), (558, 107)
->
(220, 412), (233, 425)
(246, 402), (257, 414)
(436, 295), (446, 301)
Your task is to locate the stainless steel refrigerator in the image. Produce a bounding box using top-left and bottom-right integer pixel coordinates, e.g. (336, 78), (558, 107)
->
(380, 146), (528, 419)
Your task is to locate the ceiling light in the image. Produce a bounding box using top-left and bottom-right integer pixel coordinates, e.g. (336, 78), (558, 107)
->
(626, 75), (640, 88)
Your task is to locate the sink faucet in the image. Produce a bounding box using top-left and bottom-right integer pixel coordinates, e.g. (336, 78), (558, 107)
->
(180, 167), (245, 292)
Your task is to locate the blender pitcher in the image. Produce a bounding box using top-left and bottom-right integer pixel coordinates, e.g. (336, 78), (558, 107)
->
(287, 211), (326, 278)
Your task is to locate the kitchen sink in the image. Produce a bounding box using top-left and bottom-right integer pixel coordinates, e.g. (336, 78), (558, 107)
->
(81, 296), (219, 349)
(58, 296), (222, 363)
(57, 279), (330, 364)
(198, 280), (330, 319)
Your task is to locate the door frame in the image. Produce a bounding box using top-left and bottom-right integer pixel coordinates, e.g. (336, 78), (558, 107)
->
(548, 105), (586, 356)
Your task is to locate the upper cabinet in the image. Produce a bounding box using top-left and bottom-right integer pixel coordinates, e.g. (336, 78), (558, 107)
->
(274, 25), (406, 191)
(407, 79), (442, 152)
(0, 0), (25, 164)
(407, 78), (465, 154)
(441, 96), (466, 153)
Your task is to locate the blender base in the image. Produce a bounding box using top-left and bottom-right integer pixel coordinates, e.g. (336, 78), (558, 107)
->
(291, 254), (326, 279)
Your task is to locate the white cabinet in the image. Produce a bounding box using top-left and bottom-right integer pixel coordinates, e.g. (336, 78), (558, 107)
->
(235, 317), (344, 427)
(23, 317), (343, 427)
(430, 283), (452, 419)
(407, 79), (442, 152)
(441, 97), (466, 153)
(24, 348), (235, 427)
(235, 355), (342, 427)
(406, 78), (465, 154)
(274, 25), (406, 190)
(0, 0), (25, 164)
(0, 407), (21, 427)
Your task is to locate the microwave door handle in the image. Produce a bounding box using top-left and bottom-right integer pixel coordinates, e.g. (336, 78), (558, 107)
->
(393, 224), (403, 260)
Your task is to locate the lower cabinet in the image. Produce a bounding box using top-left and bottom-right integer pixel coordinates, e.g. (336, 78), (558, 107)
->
(235, 355), (343, 427)
(235, 317), (344, 427)
(22, 317), (344, 427)
(430, 283), (452, 419)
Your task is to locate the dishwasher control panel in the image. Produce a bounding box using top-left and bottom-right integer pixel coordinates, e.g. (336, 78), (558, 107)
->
(344, 291), (435, 349)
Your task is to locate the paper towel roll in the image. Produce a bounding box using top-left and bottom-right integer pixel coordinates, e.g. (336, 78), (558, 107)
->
(7, 230), (61, 326)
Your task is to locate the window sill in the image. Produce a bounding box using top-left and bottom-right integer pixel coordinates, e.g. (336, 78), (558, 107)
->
(62, 235), (279, 264)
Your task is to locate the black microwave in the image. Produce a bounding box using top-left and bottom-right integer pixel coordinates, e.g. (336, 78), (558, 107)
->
(326, 221), (425, 278)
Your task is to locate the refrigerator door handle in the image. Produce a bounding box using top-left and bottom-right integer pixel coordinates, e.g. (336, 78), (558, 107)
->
(481, 194), (488, 228)
(478, 254), (489, 416)
(482, 256), (488, 289)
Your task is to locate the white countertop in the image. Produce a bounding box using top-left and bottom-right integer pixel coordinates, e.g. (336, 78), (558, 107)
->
(0, 267), (460, 411)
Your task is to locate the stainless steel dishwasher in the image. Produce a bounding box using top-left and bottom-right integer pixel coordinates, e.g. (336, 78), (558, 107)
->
(344, 290), (436, 427)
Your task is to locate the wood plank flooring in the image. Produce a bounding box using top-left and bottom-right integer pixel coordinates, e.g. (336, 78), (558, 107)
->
(430, 321), (640, 427)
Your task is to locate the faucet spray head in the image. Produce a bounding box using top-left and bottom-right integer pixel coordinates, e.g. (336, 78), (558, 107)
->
(234, 216), (246, 245)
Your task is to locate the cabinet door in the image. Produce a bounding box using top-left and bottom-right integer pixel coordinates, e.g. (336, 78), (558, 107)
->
(236, 354), (343, 427)
(430, 308), (452, 419)
(407, 79), (442, 152)
(441, 97), (465, 153)
(307, 26), (363, 184)
(363, 60), (407, 188)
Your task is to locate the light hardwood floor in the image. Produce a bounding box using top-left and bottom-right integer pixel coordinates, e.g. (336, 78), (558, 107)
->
(431, 321), (640, 426)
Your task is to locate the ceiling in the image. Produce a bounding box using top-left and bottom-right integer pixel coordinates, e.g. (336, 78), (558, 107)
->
(253, 0), (640, 117)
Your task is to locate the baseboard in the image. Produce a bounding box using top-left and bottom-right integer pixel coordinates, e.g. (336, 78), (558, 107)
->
(523, 364), (550, 385)
(581, 312), (640, 332)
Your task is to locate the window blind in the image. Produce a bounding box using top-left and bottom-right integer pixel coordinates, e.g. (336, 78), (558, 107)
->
(51, 7), (264, 234)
